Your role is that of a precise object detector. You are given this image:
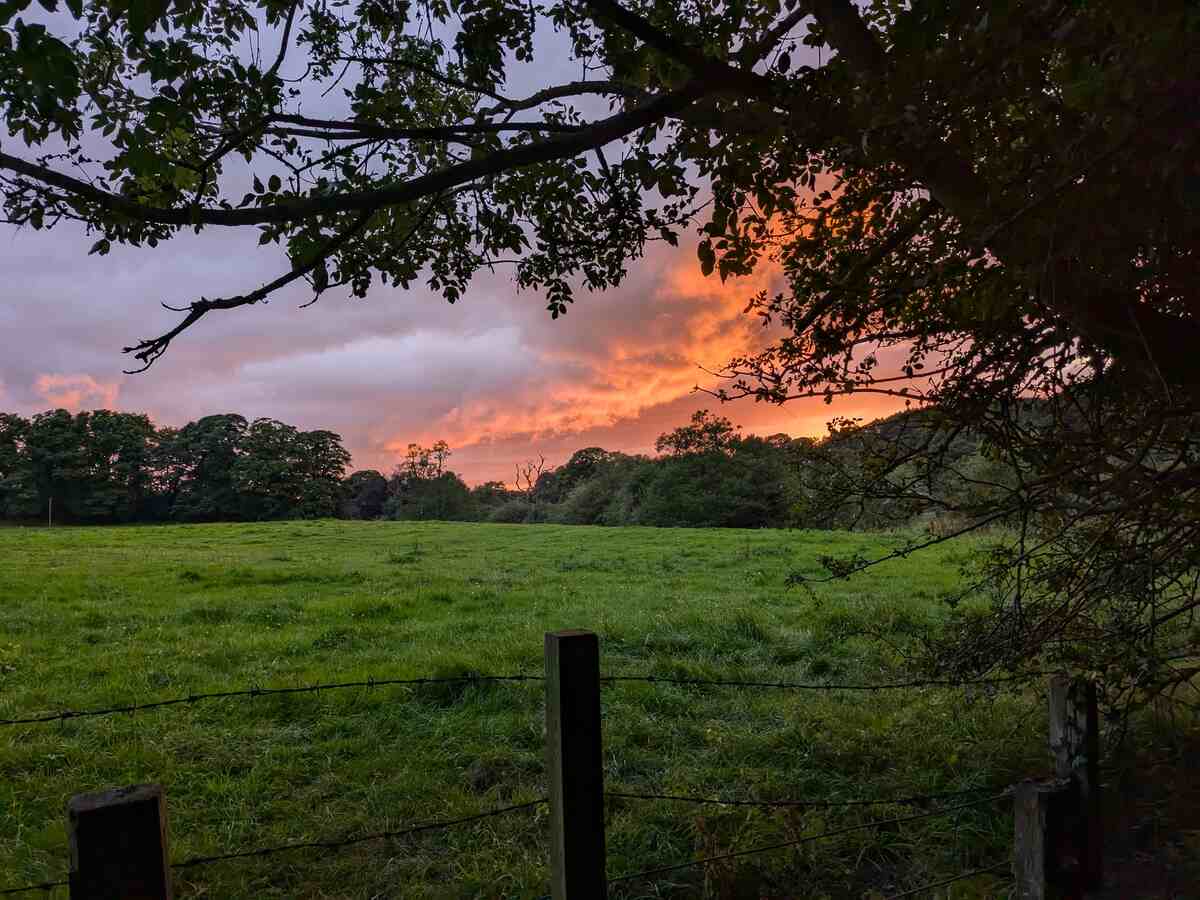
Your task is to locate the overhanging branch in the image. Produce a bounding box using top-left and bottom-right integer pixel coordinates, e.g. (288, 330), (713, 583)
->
(0, 85), (706, 229)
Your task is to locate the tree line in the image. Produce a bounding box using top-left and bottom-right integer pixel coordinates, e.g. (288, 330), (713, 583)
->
(0, 410), (349, 524)
(0, 406), (1016, 529)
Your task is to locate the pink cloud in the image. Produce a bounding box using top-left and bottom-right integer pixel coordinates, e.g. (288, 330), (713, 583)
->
(33, 373), (121, 412)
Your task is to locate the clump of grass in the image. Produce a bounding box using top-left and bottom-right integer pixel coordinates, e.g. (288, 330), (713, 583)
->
(387, 540), (424, 565)
(412, 663), (492, 707)
(179, 603), (234, 625)
(311, 627), (356, 650)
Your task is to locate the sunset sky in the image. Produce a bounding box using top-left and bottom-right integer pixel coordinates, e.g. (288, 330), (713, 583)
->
(0, 218), (908, 483)
(0, 12), (909, 486)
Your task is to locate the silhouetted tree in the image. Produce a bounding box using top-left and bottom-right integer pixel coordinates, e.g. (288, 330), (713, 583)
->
(341, 469), (388, 519)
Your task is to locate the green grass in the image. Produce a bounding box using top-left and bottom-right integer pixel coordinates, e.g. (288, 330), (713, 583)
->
(0, 521), (1042, 898)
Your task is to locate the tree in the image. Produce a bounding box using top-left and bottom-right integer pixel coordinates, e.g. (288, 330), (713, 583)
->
(75, 409), (157, 522)
(397, 441), (451, 482)
(341, 469), (389, 519)
(655, 410), (740, 457)
(167, 413), (248, 521)
(4, 0), (1199, 701)
(0, 413), (32, 518)
(231, 418), (350, 518)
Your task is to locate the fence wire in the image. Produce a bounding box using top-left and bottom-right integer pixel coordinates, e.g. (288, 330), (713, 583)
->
(882, 860), (1011, 898)
(172, 798), (546, 869)
(606, 785), (1004, 809)
(0, 800), (547, 895)
(1, 667), (1051, 729)
(0, 674), (543, 727)
(599, 672), (1049, 691)
(607, 793), (1010, 885)
(0, 879), (68, 896)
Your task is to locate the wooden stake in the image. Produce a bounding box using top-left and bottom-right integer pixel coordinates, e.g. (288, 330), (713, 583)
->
(1048, 676), (1103, 889)
(68, 784), (172, 900)
(1014, 780), (1050, 900)
(545, 630), (607, 900)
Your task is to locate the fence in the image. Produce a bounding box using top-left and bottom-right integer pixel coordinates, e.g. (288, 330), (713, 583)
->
(0, 630), (1103, 899)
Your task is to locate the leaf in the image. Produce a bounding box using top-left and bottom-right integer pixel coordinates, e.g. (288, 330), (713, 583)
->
(253, 175), (264, 194)
(698, 239), (715, 277)
(88, 237), (110, 256)
(268, 174), (281, 193)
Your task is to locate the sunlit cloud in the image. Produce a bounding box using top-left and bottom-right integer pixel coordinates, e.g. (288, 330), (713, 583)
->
(33, 373), (121, 412)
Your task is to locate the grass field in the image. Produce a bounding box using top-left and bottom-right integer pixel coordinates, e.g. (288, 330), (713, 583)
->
(0, 521), (1046, 898)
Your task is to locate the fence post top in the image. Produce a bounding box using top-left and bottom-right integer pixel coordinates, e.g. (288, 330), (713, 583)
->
(545, 629), (598, 641)
(68, 783), (165, 815)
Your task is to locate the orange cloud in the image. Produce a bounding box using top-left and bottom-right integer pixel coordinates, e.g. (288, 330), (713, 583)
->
(386, 255), (785, 456)
(33, 373), (121, 411)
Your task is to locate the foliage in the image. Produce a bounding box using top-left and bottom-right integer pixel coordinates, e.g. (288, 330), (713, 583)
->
(340, 468), (388, 519)
(654, 409), (740, 457)
(384, 469), (475, 521)
(0, 409), (350, 523)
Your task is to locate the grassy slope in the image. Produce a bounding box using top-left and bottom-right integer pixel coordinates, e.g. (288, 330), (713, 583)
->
(0, 521), (1043, 898)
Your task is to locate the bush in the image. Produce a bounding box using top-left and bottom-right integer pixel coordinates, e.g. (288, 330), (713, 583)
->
(488, 499), (533, 524)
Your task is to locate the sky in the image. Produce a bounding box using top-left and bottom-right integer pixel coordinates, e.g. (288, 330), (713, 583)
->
(0, 219), (908, 483)
(0, 9), (908, 485)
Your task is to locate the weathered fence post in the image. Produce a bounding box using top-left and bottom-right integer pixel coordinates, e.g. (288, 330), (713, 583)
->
(545, 630), (607, 900)
(1049, 676), (1102, 890)
(1017, 782), (1056, 900)
(68, 783), (172, 900)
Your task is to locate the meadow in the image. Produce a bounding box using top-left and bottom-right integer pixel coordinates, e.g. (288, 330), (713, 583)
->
(0, 521), (1046, 898)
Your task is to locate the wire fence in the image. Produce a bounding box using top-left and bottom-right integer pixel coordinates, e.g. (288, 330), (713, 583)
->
(606, 793), (1011, 885)
(172, 799), (546, 869)
(599, 671), (1050, 691)
(0, 666), (1046, 729)
(0, 674), (544, 727)
(883, 861), (1010, 898)
(605, 785), (1004, 809)
(0, 879), (69, 896)
(0, 639), (1078, 898)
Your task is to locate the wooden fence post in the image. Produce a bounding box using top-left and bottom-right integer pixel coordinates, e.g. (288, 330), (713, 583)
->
(68, 783), (172, 900)
(545, 630), (607, 900)
(1049, 676), (1103, 890)
(1014, 779), (1057, 900)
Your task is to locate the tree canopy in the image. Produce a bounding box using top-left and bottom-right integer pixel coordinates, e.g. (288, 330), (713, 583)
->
(3, 0), (1200, 701)
(0, 409), (351, 522)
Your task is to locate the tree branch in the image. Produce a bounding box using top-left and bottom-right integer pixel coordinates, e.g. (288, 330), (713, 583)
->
(0, 86), (704, 229)
(581, 0), (783, 104)
(122, 208), (377, 371)
(266, 114), (584, 139)
(478, 80), (647, 116)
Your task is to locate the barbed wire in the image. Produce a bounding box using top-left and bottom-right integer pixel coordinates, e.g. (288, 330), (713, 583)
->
(882, 861), (1010, 898)
(0, 674), (543, 727)
(0, 800), (546, 895)
(1, 666), (1053, 728)
(172, 798), (547, 869)
(607, 793), (1010, 885)
(599, 672), (1049, 691)
(0, 879), (68, 896)
(606, 785), (1006, 809)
